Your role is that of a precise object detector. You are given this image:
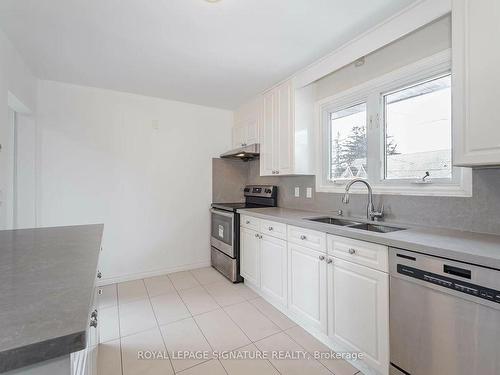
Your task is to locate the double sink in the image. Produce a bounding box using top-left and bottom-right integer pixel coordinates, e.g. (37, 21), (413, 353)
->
(305, 217), (405, 233)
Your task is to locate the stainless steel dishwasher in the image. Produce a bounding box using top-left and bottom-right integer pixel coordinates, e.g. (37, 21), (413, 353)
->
(389, 247), (500, 375)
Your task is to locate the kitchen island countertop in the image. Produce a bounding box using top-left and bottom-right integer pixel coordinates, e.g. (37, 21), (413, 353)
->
(0, 224), (104, 373)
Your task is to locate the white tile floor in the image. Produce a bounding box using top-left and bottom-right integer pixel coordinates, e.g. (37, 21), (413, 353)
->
(97, 267), (361, 375)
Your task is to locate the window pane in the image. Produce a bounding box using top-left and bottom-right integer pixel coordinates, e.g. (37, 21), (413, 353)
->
(384, 74), (452, 180)
(330, 103), (367, 181)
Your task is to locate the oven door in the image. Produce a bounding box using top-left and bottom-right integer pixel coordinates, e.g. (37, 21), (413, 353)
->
(210, 208), (235, 258)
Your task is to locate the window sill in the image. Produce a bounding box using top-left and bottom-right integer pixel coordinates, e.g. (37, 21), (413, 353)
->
(316, 180), (472, 197)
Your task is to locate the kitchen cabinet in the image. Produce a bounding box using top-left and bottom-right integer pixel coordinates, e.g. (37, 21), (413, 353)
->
(71, 286), (100, 375)
(260, 80), (315, 176)
(452, 0), (500, 167)
(232, 97), (260, 148)
(327, 257), (389, 375)
(240, 227), (261, 287)
(327, 234), (388, 272)
(232, 118), (259, 148)
(260, 234), (287, 307)
(287, 242), (327, 332)
(240, 220), (287, 307)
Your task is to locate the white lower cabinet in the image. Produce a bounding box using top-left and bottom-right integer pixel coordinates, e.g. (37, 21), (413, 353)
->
(240, 227), (261, 287)
(327, 257), (389, 375)
(287, 243), (327, 333)
(241, 216), (390, 375)
(260, 234), (287, 307)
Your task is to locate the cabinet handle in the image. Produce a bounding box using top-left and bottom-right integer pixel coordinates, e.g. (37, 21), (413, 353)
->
(326, 258), (333, 264)
(97, 271), (102, 279)
(260, 235), (263, 239)
(300, 235), (307, 240)
(255, 233), (259, 238)
(348, 248), (356, 255)
(246, 220), (251, 224)
(319, 255), (325, 261)
(268, 226), (273, 231)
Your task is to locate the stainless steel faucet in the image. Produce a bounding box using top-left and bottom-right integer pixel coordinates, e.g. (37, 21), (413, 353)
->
(342, 178), (383, 221)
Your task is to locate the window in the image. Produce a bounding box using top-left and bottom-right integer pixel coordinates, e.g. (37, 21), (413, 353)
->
(317, 50), (471, 197)
(330, 103), (367, 180)
(384, 74), (452, 181)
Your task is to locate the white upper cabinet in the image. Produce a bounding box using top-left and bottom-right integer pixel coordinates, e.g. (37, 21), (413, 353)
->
(232, 98), (260, 148)
(260, 80), (315, 176)
(452, 0), (500, 167)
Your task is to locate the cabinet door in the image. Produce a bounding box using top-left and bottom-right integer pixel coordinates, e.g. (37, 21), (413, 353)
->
(328, 258), (389, 375)
(232, 124), (246, 148)
(260, 234), (287, 307)
(240, 228), (261, 288)
(276, 81), (293, 174)
(287, 243), (327, 332)
(453, 0), (500, 166)
(246, 119), (259, 145)
(260, 90), (277, 176)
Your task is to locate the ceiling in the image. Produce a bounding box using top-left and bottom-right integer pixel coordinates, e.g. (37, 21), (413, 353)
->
(0, 0), (417, 109)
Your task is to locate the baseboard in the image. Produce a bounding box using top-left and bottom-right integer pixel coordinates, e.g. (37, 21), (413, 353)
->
(96, 260), (211, 286)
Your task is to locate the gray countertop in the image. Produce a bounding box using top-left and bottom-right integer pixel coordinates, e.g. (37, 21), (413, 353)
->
(238, 207), (500, 269)
(0, 224), (104, 373)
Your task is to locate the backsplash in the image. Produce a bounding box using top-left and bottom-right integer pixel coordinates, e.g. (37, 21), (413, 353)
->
(213, 158), (500, 235)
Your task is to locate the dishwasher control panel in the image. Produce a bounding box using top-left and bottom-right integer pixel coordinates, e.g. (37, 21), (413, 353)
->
(397, 264), (500, 304)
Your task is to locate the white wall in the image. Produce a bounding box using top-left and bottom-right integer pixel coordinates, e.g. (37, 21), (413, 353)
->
(15, 113), (37, 228)
(37, 80), (233, 283)
(0, 30), (37, 229)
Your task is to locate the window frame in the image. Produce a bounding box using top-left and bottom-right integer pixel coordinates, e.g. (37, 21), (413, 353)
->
(315, 49), (472, 197)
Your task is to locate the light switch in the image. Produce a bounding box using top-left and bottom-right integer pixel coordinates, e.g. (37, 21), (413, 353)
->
(294, 187), (300, 197)
(306, 187), (313, 198)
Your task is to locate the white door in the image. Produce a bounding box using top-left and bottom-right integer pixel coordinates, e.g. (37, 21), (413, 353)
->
(276, 81), (293, 174)
(287, 243), (327, 332)
(240, 227), (261, 288)
(260, 234), (287, 307)
(328, 258), (389, 375)
(260, 90), (277, 176)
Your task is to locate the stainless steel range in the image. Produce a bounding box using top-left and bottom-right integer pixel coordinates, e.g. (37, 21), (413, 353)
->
(210, 185), (277, 282)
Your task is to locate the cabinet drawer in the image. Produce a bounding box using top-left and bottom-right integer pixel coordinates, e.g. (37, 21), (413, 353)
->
(327, 235), (388, 272)
(260, 219), (286, 240)
(288, 225), (326, 252)
(241, 215), (261, 231)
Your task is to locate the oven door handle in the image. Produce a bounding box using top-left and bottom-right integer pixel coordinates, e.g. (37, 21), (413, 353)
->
(210, 208), (234, 218)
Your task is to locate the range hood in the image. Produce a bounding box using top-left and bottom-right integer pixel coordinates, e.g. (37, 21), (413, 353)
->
(220, 143), (260, 161)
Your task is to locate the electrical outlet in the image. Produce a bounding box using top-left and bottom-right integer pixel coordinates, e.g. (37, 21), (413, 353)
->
(294, 187), (300, 197)
(306, 187), (313, 198)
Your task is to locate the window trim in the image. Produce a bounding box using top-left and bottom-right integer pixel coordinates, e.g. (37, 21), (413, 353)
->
(315, 49), (472, 197)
